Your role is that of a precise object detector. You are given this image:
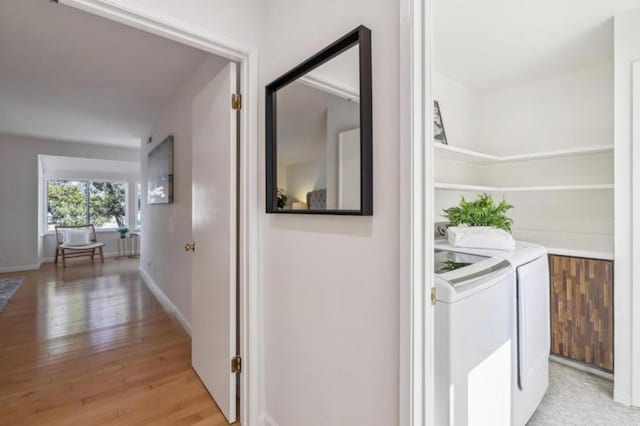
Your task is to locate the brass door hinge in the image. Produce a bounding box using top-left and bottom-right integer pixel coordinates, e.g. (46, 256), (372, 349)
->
(231, 355), (242, 373)
(231, 94), (242, 110)
(431, 287), (437, 306)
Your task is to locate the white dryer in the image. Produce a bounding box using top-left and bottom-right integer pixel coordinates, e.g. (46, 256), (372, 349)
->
(505, 243), (550, 426)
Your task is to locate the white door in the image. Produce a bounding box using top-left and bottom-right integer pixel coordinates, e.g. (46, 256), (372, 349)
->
(338, 128), (360, 210)
(191, 62), (238, 423)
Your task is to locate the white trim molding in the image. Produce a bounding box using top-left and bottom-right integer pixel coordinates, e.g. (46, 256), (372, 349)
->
(57, 1), (262, 424)
(139, 266), (192, 335)
(549, 355), (614, 381)
(0, 264), (40, 274)
(259, 413), (280, 426)
(299, 75), (360, 103)
(400, 0), (433, 424)
(630, 61), (640, 406)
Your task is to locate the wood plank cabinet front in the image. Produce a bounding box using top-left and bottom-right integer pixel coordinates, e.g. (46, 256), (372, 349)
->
(549, 255), (614, 372)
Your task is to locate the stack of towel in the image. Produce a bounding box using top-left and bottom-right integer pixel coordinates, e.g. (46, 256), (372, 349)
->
(447, 225), (515, 251)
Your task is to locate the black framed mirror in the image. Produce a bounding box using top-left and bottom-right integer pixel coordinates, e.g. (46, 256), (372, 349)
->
(266, 25), (372, 215)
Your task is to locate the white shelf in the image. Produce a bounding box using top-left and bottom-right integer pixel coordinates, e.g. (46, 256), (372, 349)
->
(434, 182), (614, 192)
(434, 183), (494, 192)
(512, 230), (613, 260)
(434, 144), (614, 165)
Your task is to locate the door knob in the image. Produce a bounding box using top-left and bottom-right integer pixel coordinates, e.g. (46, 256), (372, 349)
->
(185, 242), (196, 252)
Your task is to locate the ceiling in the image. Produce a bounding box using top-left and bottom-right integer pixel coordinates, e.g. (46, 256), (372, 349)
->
(0, 0), (219, 147)
(434, 0), (640, 93)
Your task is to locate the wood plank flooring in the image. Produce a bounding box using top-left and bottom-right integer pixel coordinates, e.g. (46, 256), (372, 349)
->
(0, 259), (235, 425)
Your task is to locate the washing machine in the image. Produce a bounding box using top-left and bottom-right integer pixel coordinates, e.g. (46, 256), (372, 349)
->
(434, 248), (515, 426)
(435, 240), (550, 426)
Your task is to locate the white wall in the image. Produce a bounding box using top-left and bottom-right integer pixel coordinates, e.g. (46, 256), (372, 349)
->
(432, 61), (614, 156)
(103, 0), (264, 52)
(613, 6), (640, 406)
(285, 160), (326, 204)
(477, 61), (613, 155)
(140, 55), (229, 328)
(0, 132), (139, 271)
(432, 71), (481, 151)
(260, 1), (400, 425)
(277, 83), (328, 167)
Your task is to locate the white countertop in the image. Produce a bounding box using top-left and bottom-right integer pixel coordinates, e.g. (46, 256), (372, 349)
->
(512, 230), (613, 261)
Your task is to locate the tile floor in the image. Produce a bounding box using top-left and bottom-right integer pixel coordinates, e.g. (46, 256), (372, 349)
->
(528, 362), (640, 425)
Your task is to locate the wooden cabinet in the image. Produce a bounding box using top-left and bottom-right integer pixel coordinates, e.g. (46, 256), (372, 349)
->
(549, 255), (614, 372)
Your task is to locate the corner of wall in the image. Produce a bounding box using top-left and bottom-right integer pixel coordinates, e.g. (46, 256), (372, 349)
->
(139, 265), (192, 335)
(259, 413), (280, 426)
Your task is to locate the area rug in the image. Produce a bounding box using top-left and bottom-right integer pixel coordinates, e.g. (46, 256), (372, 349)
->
(0, 277), (24, 314)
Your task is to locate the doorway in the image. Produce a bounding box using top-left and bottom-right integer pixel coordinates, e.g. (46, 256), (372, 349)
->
(54, 1), (260, 424)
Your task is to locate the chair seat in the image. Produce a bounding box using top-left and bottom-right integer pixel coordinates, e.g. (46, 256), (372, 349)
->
(60, 243), (106, 250)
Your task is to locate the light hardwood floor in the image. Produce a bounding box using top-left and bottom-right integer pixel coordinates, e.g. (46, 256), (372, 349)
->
(0, 258), (236, 425)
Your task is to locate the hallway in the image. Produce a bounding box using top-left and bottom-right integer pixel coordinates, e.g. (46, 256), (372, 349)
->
(0, 259), (232, 425)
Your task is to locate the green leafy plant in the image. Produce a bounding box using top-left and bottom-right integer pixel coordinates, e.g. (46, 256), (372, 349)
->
(441, 261), (471, 272)
(276, 188), (288, 210)
(117, 227), (129, 236)
(442, 193), (514, 233)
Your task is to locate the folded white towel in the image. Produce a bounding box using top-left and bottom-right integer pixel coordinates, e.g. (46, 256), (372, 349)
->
(447, 225), (515, 251)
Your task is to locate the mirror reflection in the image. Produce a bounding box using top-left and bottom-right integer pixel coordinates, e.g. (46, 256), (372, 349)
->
(276, 45), (360, 211)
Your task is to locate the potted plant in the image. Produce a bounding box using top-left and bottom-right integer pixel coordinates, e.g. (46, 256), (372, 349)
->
(276, 188), (288, 210)
(442, 193), (514, 232)
(117, 227), (129, 239)
(442, 193), (515, 250)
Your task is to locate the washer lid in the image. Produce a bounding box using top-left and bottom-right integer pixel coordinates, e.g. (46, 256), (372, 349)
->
(434, 249), (490, 274)
(435, 249), (513, 302)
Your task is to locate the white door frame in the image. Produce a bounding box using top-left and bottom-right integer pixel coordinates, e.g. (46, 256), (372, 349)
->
(629, 61), (640, 406)
(58, 1), (262, 424)
(400, 0), (434, 425)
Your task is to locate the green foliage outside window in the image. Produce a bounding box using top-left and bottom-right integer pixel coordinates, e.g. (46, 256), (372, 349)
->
(47, 180), (126, 229)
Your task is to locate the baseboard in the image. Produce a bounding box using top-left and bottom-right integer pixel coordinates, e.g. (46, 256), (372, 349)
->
(259, 413), (279, 426)
(549, 354), (613, 381)
(614, 389), (632, 406)
(139, 266), (192, 335)
(40, 252), (120, 264)
(0, 264), (40, 273)
(1, 253), (131, 273)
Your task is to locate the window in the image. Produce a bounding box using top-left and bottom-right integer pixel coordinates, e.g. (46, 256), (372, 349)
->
(46, 180), (127, 231)
(135, 182), (142, 230)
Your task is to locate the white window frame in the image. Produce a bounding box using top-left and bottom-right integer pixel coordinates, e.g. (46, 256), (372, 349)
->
(134, 181), (142, 231)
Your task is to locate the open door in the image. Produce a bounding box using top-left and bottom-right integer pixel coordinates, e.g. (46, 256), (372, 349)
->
(190, 62), (239, 423)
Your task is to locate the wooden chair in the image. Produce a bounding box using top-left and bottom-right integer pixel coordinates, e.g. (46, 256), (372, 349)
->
(54, 225), (105, 267)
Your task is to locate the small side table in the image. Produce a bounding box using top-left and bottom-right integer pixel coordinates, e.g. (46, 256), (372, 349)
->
(116, 233), (140, 258)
